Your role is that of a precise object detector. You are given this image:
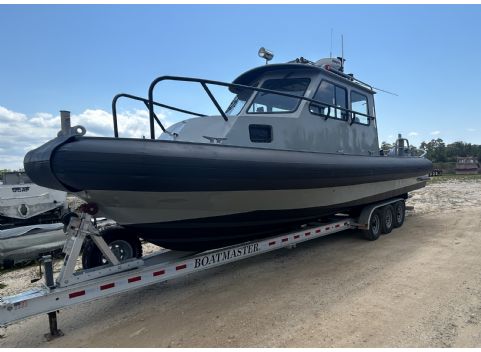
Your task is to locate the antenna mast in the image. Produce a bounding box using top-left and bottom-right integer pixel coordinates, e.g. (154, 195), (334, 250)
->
(330, 28), (333, 58)
(372, 87), (399, 96)
(340, 34), (344, 72)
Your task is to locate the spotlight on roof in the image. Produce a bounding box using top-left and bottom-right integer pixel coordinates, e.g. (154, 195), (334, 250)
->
(258, 47), (274, 64)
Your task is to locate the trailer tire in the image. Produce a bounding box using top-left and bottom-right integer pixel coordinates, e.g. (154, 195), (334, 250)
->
(362, 209), (382, 241)
(393, 201), (406, 228)
(381, 205), (394, 234)
(82, 226), (142, 269)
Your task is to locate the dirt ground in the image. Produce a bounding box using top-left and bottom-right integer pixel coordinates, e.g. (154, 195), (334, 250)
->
(1, 178), (481, 347)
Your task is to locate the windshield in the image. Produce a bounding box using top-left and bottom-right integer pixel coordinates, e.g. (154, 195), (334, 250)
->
(225, 95), (248, 116)
(247, 78), (310, 114)
(225, 82), (258, 116)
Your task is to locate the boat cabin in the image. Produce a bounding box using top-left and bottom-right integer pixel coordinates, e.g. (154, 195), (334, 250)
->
(159, 57), (380, 156)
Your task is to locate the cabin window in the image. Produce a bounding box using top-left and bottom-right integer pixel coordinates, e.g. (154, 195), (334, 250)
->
(247, 78), (310, 114)
(351, 91), (369, 125)
(310, 80), (348, 120)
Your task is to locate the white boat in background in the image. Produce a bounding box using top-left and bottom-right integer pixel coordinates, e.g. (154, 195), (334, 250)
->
(0, 172), (67, 229)
(0, 223), (66, 268)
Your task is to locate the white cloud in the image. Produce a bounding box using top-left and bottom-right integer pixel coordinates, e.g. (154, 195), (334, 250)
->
(0, 105), (173, 170)
(0, 106), (27, 122)
(408, 131), (419, 137)
(430, 130), (441, 135)
(467, 128), (476, 132)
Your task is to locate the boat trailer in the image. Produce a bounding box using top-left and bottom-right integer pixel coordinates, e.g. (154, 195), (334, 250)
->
(0, 197), (406, 340)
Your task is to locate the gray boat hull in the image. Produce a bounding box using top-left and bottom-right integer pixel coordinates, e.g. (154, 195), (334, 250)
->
(24, 136), (431, 250)
(78, 177), (425, 250)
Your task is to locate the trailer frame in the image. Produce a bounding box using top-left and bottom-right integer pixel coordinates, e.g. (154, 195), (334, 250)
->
(0, 197), (405, 339)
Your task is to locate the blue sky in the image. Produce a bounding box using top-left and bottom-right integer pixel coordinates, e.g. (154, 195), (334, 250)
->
(1, 5), (481, 169)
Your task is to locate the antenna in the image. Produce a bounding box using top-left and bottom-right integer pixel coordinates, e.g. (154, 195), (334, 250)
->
(372, 87), (399, 96)
(330, 28), (333, 58)
(340, 34), (344, 72)
(346, 73), (399, 96)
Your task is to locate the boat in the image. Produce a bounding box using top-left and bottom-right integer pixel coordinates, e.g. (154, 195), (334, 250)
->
(24, 50), (432, 251)
(0, 223), (66, 268)
(0, 171), (67, 230)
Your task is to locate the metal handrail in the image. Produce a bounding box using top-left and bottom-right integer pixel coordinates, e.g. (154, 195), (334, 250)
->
(111, 93), (208, 138)
(147, 76), (329, 139)
(112, 75), (376, 139)
(308, 100), (372, 125)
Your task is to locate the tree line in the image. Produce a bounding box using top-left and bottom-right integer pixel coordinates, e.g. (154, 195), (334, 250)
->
(420, 139), (481, 163)
(381, 138), (481, 163)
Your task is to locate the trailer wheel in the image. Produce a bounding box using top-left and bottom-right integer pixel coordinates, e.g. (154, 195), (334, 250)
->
(393, 201), (406, 228)
(82, 226), (142, 269)
(362, 209), (382, 241)
(381, 205), (394, 234)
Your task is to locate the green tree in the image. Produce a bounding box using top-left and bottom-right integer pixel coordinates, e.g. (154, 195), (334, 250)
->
(418, 139), (481, 163)
(420, 138), (446, 162)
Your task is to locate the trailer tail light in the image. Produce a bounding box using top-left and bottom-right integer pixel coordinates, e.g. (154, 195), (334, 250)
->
(128, 276), (141, 283)
(69, 290), (86, 299)
(100, 283), (115, 290)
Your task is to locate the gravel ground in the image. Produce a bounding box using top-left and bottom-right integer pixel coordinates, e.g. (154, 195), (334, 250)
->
(1, 178), (481, 347)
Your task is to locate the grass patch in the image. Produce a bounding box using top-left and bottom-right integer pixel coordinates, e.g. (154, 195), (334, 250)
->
(428, 174), (481, 184)
(0, 283), (7, 290)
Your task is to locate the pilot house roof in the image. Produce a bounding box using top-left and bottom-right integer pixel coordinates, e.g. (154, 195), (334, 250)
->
(230, 62), (376, 95)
